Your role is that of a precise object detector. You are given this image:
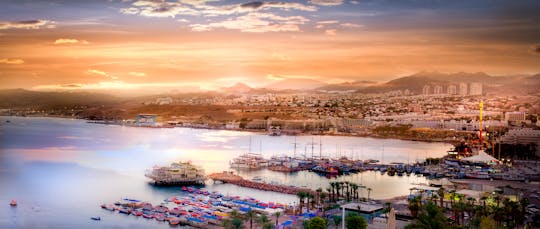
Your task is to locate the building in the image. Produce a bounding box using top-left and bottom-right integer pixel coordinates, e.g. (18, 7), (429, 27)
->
(459, 83), (468, 96)
(136, 114), (157, 126)
(447, 85), (457, 95)
(505, 111), (526, 122)
(469, 83), (482, 95)
(433, 85), (443, 95)
(156, 97), (173, 105)
(422, 85), (431, 95)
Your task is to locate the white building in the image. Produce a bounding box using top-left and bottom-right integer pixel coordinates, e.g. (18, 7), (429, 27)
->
(459, 83), (468, 96)
(505, 111), (526, 122)
(469, 83), (482, 95)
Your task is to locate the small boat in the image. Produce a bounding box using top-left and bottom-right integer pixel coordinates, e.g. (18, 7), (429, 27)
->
(91, 216), (101, 221)
(10, 200), (17, 207)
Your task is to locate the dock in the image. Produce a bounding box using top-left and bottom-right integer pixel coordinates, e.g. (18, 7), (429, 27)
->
(209, 171), (313, 195)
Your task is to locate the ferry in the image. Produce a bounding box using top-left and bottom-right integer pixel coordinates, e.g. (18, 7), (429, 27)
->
(229, 153), (268, 169)
(145, 161), (206, 185)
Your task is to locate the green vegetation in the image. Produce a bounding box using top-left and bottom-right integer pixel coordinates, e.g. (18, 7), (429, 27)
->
(345, 213), (367, 229)
(306, 216), (327, 229)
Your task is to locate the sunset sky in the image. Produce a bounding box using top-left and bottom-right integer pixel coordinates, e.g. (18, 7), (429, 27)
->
(1, 0), (539, 93)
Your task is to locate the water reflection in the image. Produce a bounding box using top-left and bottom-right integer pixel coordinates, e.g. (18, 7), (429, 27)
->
(0, 116), (452, 228)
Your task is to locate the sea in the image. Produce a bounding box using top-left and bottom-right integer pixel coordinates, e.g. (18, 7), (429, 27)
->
(0, 116), (451, 228)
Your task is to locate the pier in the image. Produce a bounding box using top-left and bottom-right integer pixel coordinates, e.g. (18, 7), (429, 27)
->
(209, 171), (313, 195)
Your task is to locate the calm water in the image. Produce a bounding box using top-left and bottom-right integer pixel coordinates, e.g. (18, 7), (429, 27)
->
(0, 117), (451, 228)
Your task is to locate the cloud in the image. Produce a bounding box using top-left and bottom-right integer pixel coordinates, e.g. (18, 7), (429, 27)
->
(309, 0), (343, 6)
(317, 20), (339, 24)
(121, 0), (316, 18)
(0, 58), (24, 64)
(54, 38), (89, 45)
(266, 74), (284, 81)
(0, 20), (54, 30)
(349, 0), (360, 4)
(191, 12), (309, 33)
(340, 22), (363, 28)
(325, 29), (337, 35)
(86, 69), (118, 80)
(129, 71), (147, 77)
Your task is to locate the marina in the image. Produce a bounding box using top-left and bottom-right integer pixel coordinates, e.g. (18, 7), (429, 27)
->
(5, 117), (538, 228)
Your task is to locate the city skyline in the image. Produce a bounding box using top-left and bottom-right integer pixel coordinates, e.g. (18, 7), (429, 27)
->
(1, 0), (540, 93)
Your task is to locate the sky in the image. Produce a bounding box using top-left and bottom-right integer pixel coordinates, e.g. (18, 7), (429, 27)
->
(0, 0), (539, 94)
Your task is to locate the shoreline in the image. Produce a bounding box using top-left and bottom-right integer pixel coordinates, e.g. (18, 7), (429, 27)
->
(0, 114), (459, 145)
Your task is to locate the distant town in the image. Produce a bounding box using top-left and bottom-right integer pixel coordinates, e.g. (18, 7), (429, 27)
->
(2, 72), (539, 159)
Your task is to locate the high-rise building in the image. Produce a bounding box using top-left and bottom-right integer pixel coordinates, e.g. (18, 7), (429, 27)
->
(422, 85), (431, 95)
(447, 85), (457, 95)
(433, 85), (443, 94)
(505, 111), (526, 122)
(469, 83), (482, 95)
(459, 83), (468, 96)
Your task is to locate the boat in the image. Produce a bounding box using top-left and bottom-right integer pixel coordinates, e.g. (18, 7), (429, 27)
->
(269, 126), (281, 136)
(9, 200), (17, 207)
(145, 161), (206, 185)
(465, 171), (490, 179)
(91, 216), (101, 221)
(502, 173), (525, 181)
(230, 153), (268, 169)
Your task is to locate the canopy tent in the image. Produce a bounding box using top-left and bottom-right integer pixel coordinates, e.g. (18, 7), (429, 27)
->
(461, 151), (500, 164)
(386, 208), (396, 229)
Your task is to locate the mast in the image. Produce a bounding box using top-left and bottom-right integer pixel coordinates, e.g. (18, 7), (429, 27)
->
(479, 101), (483, 150)
(319, 136), (322, 159)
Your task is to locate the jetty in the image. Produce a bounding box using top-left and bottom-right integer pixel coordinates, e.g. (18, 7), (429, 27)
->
(209, 171), (313, 195)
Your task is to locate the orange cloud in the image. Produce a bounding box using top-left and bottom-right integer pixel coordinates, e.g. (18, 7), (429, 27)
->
(54, 38), (89, 45)
(0, 58), (24, 64)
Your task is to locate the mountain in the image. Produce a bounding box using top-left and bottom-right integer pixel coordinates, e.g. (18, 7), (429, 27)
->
(316, 80), (378, 91)
(219, 83), (253, 94)
(0, 89), (120, 108)
(360, 72), (540, 94)
(266, 78), (327, 90)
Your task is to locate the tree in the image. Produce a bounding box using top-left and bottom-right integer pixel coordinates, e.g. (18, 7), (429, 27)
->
(366, 188), (372, 201)
(345, 213), (367, 229)
(437, 187), (445, 208)
(480, 216), (496, 229)
(273, 211), (281, 226)
(333, 215), (342, 229)
(297, 191), (308, 214)
(246, 210), (255, 229)
(223, 218), (244, 229)
(406, 201), (449, 229)
(307, 216), (326, 229)
(382, 202), (392, 223)
(408, 196), (421, 218)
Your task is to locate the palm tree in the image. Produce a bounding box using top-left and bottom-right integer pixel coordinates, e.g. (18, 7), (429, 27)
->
(333, 215), (342, 229)
(335, 182), (342, 199)
(350, 183), (358, 200)
(319, 192), (328, 215)
(408, 196), (421, 218)
(407, 201), (449, 229)
(367, 187), (372, 201)
(297, 191), (308, 214)
(437, 187), (445, 208)
(330, 182), (336, 201)
(326, 188), (332, 202)
(480, 195), (488, 216)
(343, 181), (350, 199)
(246, 210), (256, 229)
(383, 202), (392, 223)
(306, 192), (314, 210)
(316, 188), (323, 206)
(273, 211), (281, 226)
